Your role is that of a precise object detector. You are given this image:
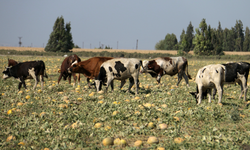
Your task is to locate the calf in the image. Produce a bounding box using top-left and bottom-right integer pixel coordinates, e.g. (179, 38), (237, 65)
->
(68, 57), (113, 88)
(140, 57), (191, 86)
(95, 58), (142, 94)
(58, 54), (81, 86)
(2, 60), (48, 90)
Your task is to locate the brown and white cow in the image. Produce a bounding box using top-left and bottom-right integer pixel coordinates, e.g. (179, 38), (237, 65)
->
(190, 62), (249, 105)
(68, 57), (114, 88)
(2, 60), (48, 90)
(8, 58), (18, 67)
(140, 57), (191, 86)
(95, 58), (142, 94)
(58, 54), (81, 86)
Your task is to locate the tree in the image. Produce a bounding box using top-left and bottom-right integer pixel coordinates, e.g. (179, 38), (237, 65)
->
(234, 20), (244, 51)
(155, 33), (178, 50)
(193, 19), (214, 55)
(186, 22), (194, 50)
(243, 26), (250, 51)
(45, 16), (74, 52)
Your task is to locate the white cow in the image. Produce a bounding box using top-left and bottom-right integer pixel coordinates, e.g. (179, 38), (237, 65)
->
(191, 64), (225, 105)
(140, 57), (191, 86)
(95, 58), (142, 94)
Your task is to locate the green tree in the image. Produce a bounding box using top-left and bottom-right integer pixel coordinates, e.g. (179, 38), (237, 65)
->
(234, 20), (244, 51)
(243, 26), (250, 51)
(186, 22), (194, 50)
(193, 19), (214, 55)
(155, 33), (178, 50)
(45, 16), (74, 52)
(222, 28), (235, 51)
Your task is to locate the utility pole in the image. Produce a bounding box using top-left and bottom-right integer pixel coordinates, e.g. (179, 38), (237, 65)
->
(18, 37), (22, 47)
(82, 42), (84, 49)
(117, 41), (119, 49)
(136, 39), (138, 50)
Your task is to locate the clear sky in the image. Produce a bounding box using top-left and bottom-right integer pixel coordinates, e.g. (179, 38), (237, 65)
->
(0, 0), (249, 50)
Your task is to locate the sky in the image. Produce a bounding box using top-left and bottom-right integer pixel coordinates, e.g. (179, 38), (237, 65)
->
(0, 0), (249, 50)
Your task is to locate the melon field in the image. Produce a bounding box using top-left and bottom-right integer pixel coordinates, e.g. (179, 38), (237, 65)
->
(0, 55), (250, 150)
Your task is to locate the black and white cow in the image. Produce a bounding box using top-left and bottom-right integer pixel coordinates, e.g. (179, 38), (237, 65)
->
(140, 57), (191, 86)
(95, 58), (142, 94)
(2, 60), (48, 90)
(190, 62), (250, 105)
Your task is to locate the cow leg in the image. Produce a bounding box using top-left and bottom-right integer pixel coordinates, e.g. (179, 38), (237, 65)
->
(105, 78), (113, 92)
(110, 80), (114, 91)
(176, 72), (183, 86)
(120, 80), (126, 89)
(207, 89), (212, 103)
(77, 74), (80, 85)
(156, 74), (161, 84)
(128, 77), (135, 93)
(68, 74), (72, 85)
(72, 73), (77, 87)
(212, 88), (217, 99)
(215, 85), (223, 104)
(134, 77), (139, 94)
(40, 75), (44, 90)
(18, 82), (23, 90)
(197, 85), (203, 105)
(58, 73), (63, 84)
(238, 80), (247, 101)
(237, 73), (247, 101)
(28, 68), (38, 90)
(19, 77), (27, 90)
(182, 73), (190, 86)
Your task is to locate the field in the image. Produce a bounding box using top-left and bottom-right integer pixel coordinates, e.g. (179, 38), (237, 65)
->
(0, 55), (250, 150)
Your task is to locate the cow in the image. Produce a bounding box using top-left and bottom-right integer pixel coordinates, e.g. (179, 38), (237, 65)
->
(68, 57), (114, 88)
(211, 62), (250, 101)
(140, 57), (191, 86)
(190, 62), (249, 105)
(95, 58), (142, 94)
(8, 58), (18, 67)
(2, 60), (48, 90)
(58, 54), (81, 86)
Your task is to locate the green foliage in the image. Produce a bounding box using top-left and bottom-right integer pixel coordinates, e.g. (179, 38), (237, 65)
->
(193, 19), (214, 55)
(155, 34), (178, 50)
(45, 16), (74, 52)
(243, 27), (250, 51)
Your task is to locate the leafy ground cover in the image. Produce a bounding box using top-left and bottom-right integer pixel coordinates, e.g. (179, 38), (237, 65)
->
(0, 56), (249, 150)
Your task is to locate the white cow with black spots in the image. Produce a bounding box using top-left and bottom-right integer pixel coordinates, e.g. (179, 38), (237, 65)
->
(95, 58), (142, 94)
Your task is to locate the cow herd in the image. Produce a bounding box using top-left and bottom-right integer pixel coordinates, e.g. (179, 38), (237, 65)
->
(2, 55), (250, 105)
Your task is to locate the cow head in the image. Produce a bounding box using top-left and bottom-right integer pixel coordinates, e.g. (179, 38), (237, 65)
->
(68, 61), (79, 73)
(2, 67), (12, 79)
(140, 60), (149, 73)
(189, 86), (208, 104)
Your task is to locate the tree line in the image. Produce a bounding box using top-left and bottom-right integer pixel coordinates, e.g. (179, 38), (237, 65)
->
(155, 19), (250, 55)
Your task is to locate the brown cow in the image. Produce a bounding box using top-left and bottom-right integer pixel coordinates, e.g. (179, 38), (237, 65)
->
(8, 58), (18, 67)
(140, 57), (191, 86)
(58, 54), (81, 86)
(68, 57), (113, 88)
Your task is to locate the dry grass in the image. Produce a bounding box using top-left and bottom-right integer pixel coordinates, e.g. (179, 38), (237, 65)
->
(1, 46), (250, 55)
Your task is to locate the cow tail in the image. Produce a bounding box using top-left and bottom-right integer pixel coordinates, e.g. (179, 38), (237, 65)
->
(44, 70), (48, 78)
(186, 61), (192, 79)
